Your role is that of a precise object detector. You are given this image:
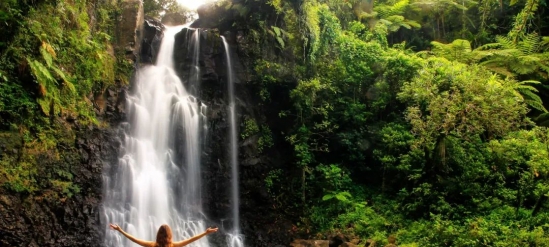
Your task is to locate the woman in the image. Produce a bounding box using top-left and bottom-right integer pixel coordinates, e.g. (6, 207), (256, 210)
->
(109, 223), (218, 247)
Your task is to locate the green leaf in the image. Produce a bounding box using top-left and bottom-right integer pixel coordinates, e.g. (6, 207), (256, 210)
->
(335, 193), (348, 202)
(272, 26), (281, 37)
(322, 194), (334, 201)
(39, 46), (53, 67)
(276, 36), (285, 48)
(27, 58), (55, 87)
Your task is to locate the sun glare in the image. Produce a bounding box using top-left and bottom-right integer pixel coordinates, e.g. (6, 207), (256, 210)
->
(176, 0), (212, 10)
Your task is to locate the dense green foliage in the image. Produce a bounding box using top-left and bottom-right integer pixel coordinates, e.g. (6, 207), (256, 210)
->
(232, 0), (549, 245)
(0, 0), (123, 199)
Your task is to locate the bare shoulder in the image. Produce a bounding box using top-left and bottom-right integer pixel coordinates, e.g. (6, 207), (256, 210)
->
(141, 241), (157, 247)
(172, 240), (189, 247)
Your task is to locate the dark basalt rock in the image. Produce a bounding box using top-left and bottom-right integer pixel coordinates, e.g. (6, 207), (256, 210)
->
(140, 17), (165, 65)
(0, 82), (127, 247)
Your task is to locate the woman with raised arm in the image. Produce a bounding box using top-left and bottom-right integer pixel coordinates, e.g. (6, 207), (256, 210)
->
(109, 223), (218, 247)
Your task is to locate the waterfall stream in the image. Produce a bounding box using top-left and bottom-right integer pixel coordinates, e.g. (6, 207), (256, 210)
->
(102, 25), (210, 247)
(222, 36), (244, 247)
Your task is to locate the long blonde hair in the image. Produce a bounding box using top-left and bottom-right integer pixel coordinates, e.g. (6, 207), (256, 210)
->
(155, 224), (173, 247)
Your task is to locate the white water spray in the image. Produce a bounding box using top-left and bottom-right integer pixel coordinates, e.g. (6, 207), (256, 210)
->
(221, 36), (244, 247)
(102, 26), (210, 247)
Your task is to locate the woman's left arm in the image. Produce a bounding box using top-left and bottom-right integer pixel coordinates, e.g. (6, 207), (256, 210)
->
(173, 227), (218, 247)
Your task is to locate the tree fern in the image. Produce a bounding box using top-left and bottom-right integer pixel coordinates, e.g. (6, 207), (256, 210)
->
(476, 33), (549, 78)
(423, 40), (547, 112)
(372, 0), (422, 32)
(375, 0), (409, 18)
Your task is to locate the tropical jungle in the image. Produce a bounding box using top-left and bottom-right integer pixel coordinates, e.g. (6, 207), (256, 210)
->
(1, 0), (549, 246)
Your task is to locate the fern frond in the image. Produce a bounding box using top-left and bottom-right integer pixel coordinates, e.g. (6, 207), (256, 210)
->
(406, 20), (422, 28)
(481, 64), (514, 77)
(515, 85), (539, 93)
(518, 88), (541, 103)
(429, 39), (475, 63)
(542, 37), (549, 50)
(476, 42), (503, 51)
(27, 58), (56, 89)
(39, 46), (53, 67)
(516, 80), (547, 112)
(518, 32), (541, 54)
(375, 0), (410, 18)
(495, 35), (515, 49)
(385, 14), (405, 22)
(451, 39), (472, 52)
(487, 48), (522, 58)
(391, 0), (410, 15)
(525, 99), (548, 112)
(534, 112), (549, 126)
(379, 18), (393, 26)
(519, 80), (542, 85)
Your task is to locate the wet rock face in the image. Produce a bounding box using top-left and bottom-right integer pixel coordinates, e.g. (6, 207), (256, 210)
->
(116, 0), (145, 61)
(0, 83), (127, 247)
(170, 23), (294, 245)
(140, 17), (164, 64)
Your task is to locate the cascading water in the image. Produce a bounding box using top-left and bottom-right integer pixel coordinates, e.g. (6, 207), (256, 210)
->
(102, 25), (210, 247)
(187, 29), (201, 96)
(221, 36), (244, 247)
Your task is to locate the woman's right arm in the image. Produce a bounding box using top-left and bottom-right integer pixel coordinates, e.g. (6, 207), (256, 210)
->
(110, 223), (155, 247)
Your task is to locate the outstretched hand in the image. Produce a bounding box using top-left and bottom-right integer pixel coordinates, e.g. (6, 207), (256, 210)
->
(205, 227), (218, 234)
(109, 223), (121, 231)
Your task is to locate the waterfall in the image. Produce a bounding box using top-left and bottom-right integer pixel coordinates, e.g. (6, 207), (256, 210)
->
(188, 29), (201, 96)
(221, 36), (244, 247)
(102, 25), (210, 247)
